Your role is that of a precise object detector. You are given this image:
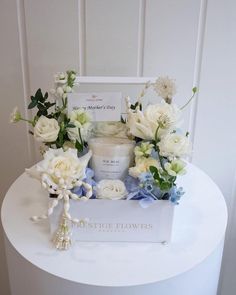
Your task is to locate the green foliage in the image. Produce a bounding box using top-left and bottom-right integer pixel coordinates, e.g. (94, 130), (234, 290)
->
(130, 102), (142, 111)
(121, 116), (126, 124)
(28, 88), (55, 117)
(149, 165), (176, 191)
(75, 140), (83, 153)
(66, 70), (76, 88)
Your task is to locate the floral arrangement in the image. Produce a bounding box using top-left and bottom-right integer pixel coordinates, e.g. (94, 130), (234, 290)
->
(124, 77), (196, 206)
(11, 70), (92, 153)
(11, 70), (196, 249)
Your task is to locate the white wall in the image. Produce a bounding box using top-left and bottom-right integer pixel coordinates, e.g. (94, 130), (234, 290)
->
(0, 1), (235, 294)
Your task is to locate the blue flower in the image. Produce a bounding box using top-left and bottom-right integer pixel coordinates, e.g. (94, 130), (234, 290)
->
(144, 182), (153, 192)
(124, 175), (140, 193)
(138, 172), (153, 183)
(169, 186), (185, 205)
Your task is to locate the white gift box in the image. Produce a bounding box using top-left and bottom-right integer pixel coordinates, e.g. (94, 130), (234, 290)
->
(49, 199), (175, 243)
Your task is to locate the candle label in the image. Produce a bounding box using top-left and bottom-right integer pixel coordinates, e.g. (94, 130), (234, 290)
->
(91, 155), (130, 181)
(67, 92), (122, 121)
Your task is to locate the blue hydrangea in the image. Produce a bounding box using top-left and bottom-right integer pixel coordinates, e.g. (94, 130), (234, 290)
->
(169, 186), (185, 205)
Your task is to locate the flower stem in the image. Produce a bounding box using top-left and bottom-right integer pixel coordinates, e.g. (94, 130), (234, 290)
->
(78, 128), (84, 146)
(180, 87), (197, 110)
(154, 126), (160, 144)
(20, 118), (34, 125)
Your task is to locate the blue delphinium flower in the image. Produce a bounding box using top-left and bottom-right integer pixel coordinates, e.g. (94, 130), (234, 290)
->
(138, 172), (153, 183)
(144, 182), (153, 192)
(169, 186), (185, 205)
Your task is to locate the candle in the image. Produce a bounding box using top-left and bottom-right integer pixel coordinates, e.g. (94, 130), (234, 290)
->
(88, 137), (135, 181)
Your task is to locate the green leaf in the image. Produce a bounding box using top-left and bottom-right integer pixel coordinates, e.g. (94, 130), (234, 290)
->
(28, 99), (38, 109)
(45, 102), (56, 108)
(121, 116), (126, 123)
(67, 123), (75, 128)
(149, 166), (159, 180)
(130, 102), (142, 111)
(159, 181), (172, 191)
(35, 88), (43, 100)
(37, 109), (47, 116)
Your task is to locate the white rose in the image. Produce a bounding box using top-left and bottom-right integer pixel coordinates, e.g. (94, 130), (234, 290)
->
(158, 133), (191, 159)
(96, 179), (127, 200)
(32, 148), (92, 187)
(144, 101), (180, 137)
(93, 121), (128, 138)
(129, 157), (160, 178)
(126, 102), (180, 140)
(34, 116), (60, 142)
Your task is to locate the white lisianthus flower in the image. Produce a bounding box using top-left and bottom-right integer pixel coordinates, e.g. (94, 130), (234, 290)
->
(10, 107), (21, 123)
(34, 116), (60, 142)
(96, 179), (127, 200)
(126, 109), (154, 140)
(154, 76), (176, 103)
(93, 121), (128, 138)
(54, 72), (67, 84)
(158, 133), (191, 159)
(126, 101), (180, 140)
(67, 109), (92, 143)
(65, 86), (72, 93)
(70, 73), (76, 80)
(56, 86), (64, 97)
(134, 142), (154, 158)
(129, 157), (160, 178)
(164, 159), (186, 177)
(27, 149), (91, 188)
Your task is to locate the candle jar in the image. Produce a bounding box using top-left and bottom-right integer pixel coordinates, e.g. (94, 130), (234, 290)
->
(88, 137), (135, 181)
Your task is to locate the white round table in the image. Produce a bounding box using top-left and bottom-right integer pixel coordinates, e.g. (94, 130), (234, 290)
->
(1, 163), (227, 295)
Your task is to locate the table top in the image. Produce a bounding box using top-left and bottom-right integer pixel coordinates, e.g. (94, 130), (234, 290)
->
(1, 163), (227, 287)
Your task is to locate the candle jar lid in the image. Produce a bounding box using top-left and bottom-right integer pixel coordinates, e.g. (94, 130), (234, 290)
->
(88, 137), (135, 157)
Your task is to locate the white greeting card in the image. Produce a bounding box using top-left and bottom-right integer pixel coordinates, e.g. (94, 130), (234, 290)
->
(67, 92), (122, 121)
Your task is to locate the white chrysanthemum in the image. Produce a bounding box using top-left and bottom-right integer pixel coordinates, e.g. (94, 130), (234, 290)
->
(158, 133), (191, 159)
(154, 76), (176, 102)
(10, 107), (21, 123)
(93, 121), (128, 138)
(129, 157), (160, 178)
(96, 179), (127, 200)
(27, 148), (91, 188)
